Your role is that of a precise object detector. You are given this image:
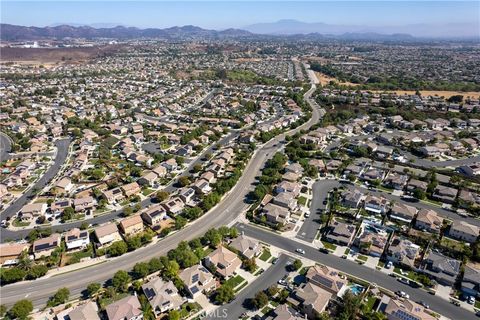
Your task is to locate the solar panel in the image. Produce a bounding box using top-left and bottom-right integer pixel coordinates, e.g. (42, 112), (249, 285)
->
(191, 286), (199, 294)
(192, 274), (199, 282)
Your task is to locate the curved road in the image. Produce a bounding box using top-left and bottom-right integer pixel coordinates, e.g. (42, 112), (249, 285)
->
(0, 132), (13, 162)
(0, 84), (323, 307)
(1, 138), (71, 234)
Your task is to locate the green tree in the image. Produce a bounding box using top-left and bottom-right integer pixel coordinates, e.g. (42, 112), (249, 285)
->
(252, 291), (269, 309)
(8, 300), (33, 320)
(112, 270), (131, 293)
(155, 191), (169, 202)
(193, 164), (203, 173)
(87, 282), (101, 297)
(108, 241), (128, 257)
(413, 188), (426, 200)
(203, 229), (222, 247)
(0, 305), (6, 317)
(292, 259), (302, 271)
(337, 291), (361, 320)
(215, 284), (235, 304)
(243, 258), (257, 272)
(47, 287), (70, 307)
(178, 176), (190, 187)
(168, 310), (181, 320)
(26, 264), (48, 280)
(0, 267), (26, 284)
(175, 216), (187, 230)
(133, 262), (150, 279)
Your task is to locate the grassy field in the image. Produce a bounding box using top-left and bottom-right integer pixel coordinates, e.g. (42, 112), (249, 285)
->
(225, 275), (246, 289)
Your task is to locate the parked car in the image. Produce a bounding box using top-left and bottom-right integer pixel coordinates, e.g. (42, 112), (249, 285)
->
(295, 248), (305, 255)
(319, 248), (330, 254)
(418, 301), (429, 309)
(398, 278), (409, 285)
(385, 261), (393, 269)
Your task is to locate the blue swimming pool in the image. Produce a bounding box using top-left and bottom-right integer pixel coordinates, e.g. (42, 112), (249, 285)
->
(349, 284), (365, 295)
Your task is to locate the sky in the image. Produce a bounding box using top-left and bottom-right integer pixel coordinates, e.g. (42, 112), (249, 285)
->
(1, 1), (479, 30)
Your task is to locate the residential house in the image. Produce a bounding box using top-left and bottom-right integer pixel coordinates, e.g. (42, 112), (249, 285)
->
(390, 203), (418, 223)
(406, 179), (428, 194)
(433, 185), (458, 204)
(64, 228), (90, 251)
(459, 163), (480, 177)
(270, 304), (303, 320)
(142, 277), (184, 316)
(263, 203), (290, 226)
(384, 173), (408, 190)
(192, 178), (212, 194)
(449, 220), (479, 243)
(384, 298), (435, 320)
(415, 209), (443, 233)
(178, 187), (195, 204)
(354, 229), (388, 257)
(272, 192), (298, 211)
(294, 282), (331, 319)
(119, 215), (144, 236)
(121, 182), (141, 198)
(55, 177), (74, 194)
(33, 233), (61, 259)
(141, 205), (168, 227)
(420, 252), (461, 286)
(0, 242), (30, 265)
(179, 264), (216, 298)
(162, 158), (177, 171)
(364, 195), (389, 215)
(162, 197), (185, 215)
(306, 265), (347, 296)
(102, 187), (125, 204)
(342, 189), (365, 209)
(204, 246), (242, 278)
(138, 171), (158, 187)
(386, 237), (420, 269)
(461, 264), (480, 298)
(325, 219), (356, 246)
(56, 301), (100, 320)
(73, 196), (96, 212)
(229, 235), (261, 259)
(275, 181), (301, 197)
(94, 223), (122, 248)
(20, 203), (47, 219)
(105, 295), (143, 320)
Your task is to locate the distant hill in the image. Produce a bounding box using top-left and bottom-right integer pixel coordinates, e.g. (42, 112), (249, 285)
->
(244, 19), (479, 39)
(0, 24), (253, 41)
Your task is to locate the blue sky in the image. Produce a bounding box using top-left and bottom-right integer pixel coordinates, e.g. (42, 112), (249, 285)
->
(1, 1), (479, 30)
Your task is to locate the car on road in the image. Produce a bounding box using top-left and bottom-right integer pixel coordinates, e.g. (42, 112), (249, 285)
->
(278, 275), (288, 285)
(397, 278), (409, 285)
(468, 296), (476, 305)
(319, 248), (329, 254)
(1, 220), (7, 228)
(341, 254), (347, 259)
(385, 261), (393, 269)
(322, 200), (328, 205)
(295, 248), (306, 255)
(271, 258), (278, 265)
(418, 301), (430, 309)
(304, 213), (310, 218)
(395, 291), (409, 299)
(451, 299), (461, 306)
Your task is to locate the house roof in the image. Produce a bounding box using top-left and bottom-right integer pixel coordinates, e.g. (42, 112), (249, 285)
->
(105, 295), (142, 320)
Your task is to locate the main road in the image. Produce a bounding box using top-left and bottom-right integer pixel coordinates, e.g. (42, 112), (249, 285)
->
(237, 222), (476, 320)
(0, 83), (323, 307)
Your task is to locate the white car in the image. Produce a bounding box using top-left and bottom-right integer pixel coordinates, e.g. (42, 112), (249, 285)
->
(304, 213), (310, 218)
(295, 248), (306, 255)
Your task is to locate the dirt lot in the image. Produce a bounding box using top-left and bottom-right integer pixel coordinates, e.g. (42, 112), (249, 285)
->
(314, 71), (360, 86)
(0, 45), (124, 65)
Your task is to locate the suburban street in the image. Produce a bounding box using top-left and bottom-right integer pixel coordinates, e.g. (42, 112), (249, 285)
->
(296, 179), (338, 242)
(0, 138), (71, 233)
(0, 132), (13, 163)
(0, 83), (323, 307)
(237, 222), (477, 320)
(207, 254), (291, 319)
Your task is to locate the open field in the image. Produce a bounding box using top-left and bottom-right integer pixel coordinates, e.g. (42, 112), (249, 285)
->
(0, 45), (123, 65)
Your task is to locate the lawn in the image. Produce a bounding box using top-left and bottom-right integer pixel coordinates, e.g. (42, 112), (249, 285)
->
(12, 219), (30, 227)
(261, 306), (273, 315)
(475, 300), (480, 309)
(142, 188), (155, 196)
(362, 295), (378, 313)
(298, 196), (307, 206)
(259, 248), (272, 262)
(393, 267), (421, 281)
(344, 248), (350, 255)
(253, 268), (264, 276)
(357, 255), (368, 262)
(299, 266), (310, 276)
(440, 237), (465, 252)
(225, 275), (246, 289)
(321, 241), (337, 251)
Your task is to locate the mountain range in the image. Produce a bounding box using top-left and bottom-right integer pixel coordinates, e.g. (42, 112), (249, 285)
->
(0, 24), (253, 41)
(1, 21), (478, 42)
(244, 19), (478, 39)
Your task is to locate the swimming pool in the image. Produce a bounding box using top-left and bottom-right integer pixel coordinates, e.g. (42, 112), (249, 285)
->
(348, 283), (365, 295)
